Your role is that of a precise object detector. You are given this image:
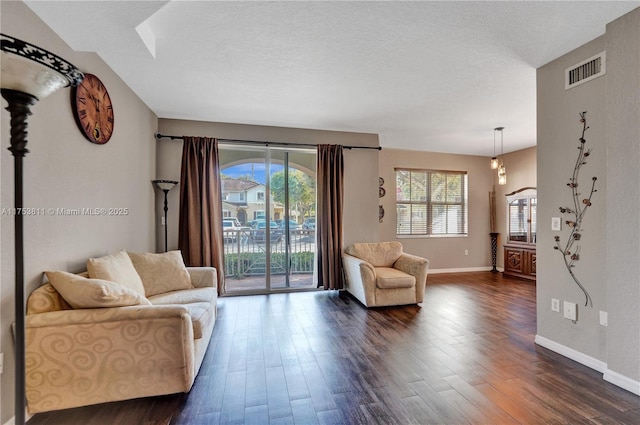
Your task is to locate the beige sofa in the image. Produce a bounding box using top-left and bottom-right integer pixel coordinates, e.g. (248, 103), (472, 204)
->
(343, 242), (429, 307)
(25, 250), (217, 413)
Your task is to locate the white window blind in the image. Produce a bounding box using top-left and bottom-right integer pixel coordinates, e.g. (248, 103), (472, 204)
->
(396, 168), (468, 237)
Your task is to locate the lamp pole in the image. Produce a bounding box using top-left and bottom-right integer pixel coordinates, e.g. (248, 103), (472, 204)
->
(1, 34), (83, 425)
(2, 89), (37, 425)
(162, 188), (170, 252)
(152, 180), (178, 252)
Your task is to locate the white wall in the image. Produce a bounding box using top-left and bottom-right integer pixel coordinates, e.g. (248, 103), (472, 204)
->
(0, 2), (158, 421)
(537, 7), (640, 394)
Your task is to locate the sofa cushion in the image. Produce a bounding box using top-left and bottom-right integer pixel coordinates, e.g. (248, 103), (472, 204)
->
(374, 267), (416, 289)
(147, 287), (217, 305)
(346, 242), (403, 267)
(44, 270), (151, 309)
(128, 251), (193, 297)
(181, 302), (214, 339)
(87, 250), (146, 297)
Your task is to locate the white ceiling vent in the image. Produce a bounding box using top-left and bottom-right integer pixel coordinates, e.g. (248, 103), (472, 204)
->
(565, 51), (606, 90)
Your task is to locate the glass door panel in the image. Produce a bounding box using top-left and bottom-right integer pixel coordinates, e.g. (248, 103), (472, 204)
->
(269, 150), (287, 289)
(270, 149), (317, 290)
(219, 144), (316, 294)
(218, 146), (268, 293)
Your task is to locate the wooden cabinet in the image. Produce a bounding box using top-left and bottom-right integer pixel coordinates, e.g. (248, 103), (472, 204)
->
(503, 188), (536, 281)
(504, 245), (536, 280)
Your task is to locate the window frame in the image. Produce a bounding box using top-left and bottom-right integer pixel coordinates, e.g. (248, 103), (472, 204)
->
(395, 167), (468, 238)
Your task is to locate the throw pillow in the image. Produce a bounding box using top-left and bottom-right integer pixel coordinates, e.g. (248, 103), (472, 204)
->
(45, 270), (151, 309)
(87, 249), (146, 297)
(128, 250), (193, 297)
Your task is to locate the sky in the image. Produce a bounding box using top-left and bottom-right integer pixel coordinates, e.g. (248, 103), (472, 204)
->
(222, 163), (285, 184)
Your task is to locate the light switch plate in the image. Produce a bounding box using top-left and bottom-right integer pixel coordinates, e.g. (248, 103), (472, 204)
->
(599, 311), (608, 326)
(564, 301), (577, 321)
(552, 217), (562, 231)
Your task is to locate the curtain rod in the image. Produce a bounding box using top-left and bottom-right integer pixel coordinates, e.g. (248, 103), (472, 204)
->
(155, 133), (382, 151)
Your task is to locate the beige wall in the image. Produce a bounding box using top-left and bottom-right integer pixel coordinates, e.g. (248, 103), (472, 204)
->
(378, 148), (532, 271)
(538, 32), (608, 363)
(157, 119), (380, 252)
(537, 7), (640, 394)
(603, 9), (640, 390)
(494, 147), (537, 268)
(0, 2), (158, 421)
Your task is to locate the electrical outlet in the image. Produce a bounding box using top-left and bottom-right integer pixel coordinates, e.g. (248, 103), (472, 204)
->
(564, 301), (577, 321)
(551, 298), (560, 312)
(0, 352), (3, 374)
(599, 311), (608, 326)
(552, 217), (562, 231)
(161, 216), (166, 226)
(464, 249), (469, 256)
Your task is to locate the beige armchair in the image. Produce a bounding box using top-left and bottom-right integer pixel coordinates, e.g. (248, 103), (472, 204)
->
(342, 242), (429, 307)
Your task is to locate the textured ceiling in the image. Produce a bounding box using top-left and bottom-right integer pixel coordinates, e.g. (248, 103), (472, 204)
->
(25, 1), (640, 156)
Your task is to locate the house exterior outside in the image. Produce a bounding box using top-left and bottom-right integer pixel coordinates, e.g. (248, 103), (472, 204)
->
(221, 178), (283, 225)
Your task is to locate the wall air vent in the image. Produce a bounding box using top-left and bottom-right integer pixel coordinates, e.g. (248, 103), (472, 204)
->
(565, 51), (606, 90)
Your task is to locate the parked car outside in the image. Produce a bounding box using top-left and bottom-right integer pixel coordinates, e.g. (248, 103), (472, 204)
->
(251, 220), (283, 243)
(222, 218), (242, 242)
(275, 219), (299, 231)
(302, 217), (315, 233)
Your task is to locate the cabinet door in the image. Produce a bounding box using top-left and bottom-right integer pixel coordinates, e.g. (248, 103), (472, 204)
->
(528, 251), (537, 277)
(505, 247), (525, 274)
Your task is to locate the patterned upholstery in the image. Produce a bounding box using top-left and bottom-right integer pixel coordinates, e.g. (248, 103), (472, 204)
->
(26, 283), (71, 315)
(25, 266), (218, 413)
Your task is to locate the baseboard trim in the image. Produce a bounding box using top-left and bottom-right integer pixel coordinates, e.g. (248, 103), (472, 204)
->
(535, 334), (640, 396)
(534, 334), (607, 372)
(604, 368), (640, 396)
(429, 266), (502, 274)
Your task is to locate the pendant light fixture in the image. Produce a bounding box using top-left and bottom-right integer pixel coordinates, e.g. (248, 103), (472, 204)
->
(490, 128), (499, 169)
(495, 126), (507, 185)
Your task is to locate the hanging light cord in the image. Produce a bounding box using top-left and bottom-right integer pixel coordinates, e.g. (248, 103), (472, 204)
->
(500, 128), (504, 165)
(493, 130), (497, 158)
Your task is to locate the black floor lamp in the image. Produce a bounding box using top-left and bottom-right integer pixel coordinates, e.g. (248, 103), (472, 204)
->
(153, 179), (179, 252)
(1, 34), (83, 425)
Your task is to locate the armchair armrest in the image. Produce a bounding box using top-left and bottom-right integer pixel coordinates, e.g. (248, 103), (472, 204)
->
(342, 253), (377, 306)
(394, 253), (429, 302)
(187, 267), (217, 289)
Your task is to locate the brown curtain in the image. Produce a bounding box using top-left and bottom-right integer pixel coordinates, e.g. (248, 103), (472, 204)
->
(178, 136), (225, 295)
(316, 144), (344, 290)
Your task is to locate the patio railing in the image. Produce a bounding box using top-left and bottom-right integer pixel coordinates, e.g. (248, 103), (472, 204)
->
(222, 228), (315, 279)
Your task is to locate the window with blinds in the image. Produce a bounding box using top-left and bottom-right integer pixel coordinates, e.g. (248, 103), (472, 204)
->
(395, 168), (468, 237)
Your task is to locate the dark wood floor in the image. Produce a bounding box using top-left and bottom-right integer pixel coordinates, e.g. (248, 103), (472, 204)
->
(28, 272), (640, 424)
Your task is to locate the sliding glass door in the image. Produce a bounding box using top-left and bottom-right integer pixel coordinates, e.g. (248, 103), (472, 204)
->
(218, 144), (317, 294)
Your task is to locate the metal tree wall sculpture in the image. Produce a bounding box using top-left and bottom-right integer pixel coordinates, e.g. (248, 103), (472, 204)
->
(553, 111), (597, 307)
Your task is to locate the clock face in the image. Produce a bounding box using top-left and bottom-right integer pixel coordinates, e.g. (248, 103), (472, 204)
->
(72, 73), (114, 144)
